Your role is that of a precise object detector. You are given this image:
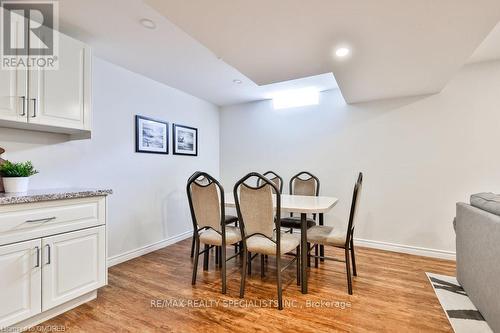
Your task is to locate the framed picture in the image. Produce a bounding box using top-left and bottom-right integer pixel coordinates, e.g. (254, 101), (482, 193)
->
(173, 124), (198, 156)
(135, 115), (169, 154)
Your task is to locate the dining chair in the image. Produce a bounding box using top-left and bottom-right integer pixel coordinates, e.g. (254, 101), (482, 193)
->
(281, 171), (320, 231)
(257, 171), (283, 193)
(190, 175), (239, 259)
(280, 171), (321, 267)
(187, 171), (242, 294)
(306, 172), (363, 295)
(254, 171), (284, 272)
(234, 172), (301, 310)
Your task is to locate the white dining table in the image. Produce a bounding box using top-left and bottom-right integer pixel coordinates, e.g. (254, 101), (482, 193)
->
(225, 194), (339, 294)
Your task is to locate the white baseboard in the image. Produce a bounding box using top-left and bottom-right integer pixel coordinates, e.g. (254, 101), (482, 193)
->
(107, 230), (192, 267)
(354, 237), (456, 261)
(106, 230), (455, 267)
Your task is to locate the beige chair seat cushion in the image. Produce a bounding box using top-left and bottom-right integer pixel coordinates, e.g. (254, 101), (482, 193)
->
(307, 225), (346, 247)
(199, 226), (241, 246)
(246, 232), (300, 255)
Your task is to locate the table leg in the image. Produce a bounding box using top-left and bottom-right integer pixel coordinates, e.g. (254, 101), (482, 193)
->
(301, 213), (308, 294)
(319, 213), (324, 262)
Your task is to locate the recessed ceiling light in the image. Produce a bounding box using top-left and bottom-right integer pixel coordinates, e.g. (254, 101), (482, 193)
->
(335, 47), (350, 58)
(140, 18), (156, 30)
(233, 79), (242, 84)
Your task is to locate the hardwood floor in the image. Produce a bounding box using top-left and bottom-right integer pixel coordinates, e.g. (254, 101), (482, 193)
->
(35, 239), (455, 332)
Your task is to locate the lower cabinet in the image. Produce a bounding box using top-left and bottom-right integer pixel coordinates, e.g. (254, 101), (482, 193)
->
(0, 239), (42, 328)
(42, 226), (106, 311)
(0, 226), (106, 329)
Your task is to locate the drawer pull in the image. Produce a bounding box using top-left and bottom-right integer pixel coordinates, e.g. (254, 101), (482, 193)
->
(45, 244), (51, 265)
(25, 216), (56, 223)
(34, 246), (40, 268)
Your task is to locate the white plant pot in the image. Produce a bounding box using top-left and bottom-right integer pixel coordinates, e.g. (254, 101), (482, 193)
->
(3, 177), (30, 193)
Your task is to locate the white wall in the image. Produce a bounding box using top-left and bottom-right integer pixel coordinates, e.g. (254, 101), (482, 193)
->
(0, 57), (220, 259)
(220, 60), (500, 255)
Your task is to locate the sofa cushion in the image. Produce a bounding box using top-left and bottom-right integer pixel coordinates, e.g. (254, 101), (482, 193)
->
(470, 192), (500, 216)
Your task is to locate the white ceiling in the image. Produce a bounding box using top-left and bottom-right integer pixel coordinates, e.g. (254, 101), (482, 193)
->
(59, 0), (500, 106)
(146, 0), (500, 104)
(468, 22), (500, 64)
(58, 0), (336, 106)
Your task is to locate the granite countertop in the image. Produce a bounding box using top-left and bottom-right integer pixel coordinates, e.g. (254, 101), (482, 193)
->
(0, 188), (113, 205)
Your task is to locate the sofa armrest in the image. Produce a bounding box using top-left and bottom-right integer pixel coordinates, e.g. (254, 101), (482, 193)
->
(456, 202), (500, 332)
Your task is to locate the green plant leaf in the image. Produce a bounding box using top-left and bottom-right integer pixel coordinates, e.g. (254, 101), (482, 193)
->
(0, 160), (38, 177)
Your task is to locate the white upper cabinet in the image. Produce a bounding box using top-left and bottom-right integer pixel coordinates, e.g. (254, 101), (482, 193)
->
(0, 12), (27, 123)
(0, 64), (26, 123)
(29, 32), (91, 131)
(0, 21), (92, 136)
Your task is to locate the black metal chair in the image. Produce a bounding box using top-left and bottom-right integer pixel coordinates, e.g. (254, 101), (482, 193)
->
(306, 172), (363, 294)
(190, 174), (239, 258)
(234, 172), (300, 310)
(254, 171), (284, 270)
(281, 171), (320, 231)
(257, 171), (283, 193)
(187, 171), (242, 294)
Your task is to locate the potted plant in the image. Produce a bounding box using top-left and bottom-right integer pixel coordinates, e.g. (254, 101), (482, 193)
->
(0, 161), (38, 193)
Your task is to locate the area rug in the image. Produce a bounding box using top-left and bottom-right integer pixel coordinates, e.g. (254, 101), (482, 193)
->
(426, 273), (493, 333)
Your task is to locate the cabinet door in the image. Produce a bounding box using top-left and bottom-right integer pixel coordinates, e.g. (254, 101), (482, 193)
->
(0, 11), (27, 123)
(0, 239), (41, 329)
(42, 226), (105, 311)
(29, 31), (91, 130)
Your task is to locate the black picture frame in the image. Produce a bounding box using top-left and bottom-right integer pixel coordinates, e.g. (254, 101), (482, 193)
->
(135, 115), (169, 154)
(173, 124), (198, 156)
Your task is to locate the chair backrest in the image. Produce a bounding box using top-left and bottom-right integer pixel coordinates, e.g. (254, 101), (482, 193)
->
(234, 172), (281, 240)
(257, 171), (283, 194)
(186, 172), (225, 233)
(289, 171), (320, 196)
(346, 172), (363, 244)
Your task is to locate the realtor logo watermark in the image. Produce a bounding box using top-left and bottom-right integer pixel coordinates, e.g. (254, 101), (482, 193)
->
(1, 0), (59, 70)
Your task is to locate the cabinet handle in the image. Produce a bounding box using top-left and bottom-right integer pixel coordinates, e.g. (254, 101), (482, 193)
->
(45, 244), (51, 265)
(31, 98), (37, 117)
(34, 246), (40, 268)
(25, 216), (56, 223)
(20, 96), (26, 116)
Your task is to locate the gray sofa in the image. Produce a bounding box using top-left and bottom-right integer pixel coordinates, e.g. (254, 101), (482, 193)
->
(456, 193), (500, 332)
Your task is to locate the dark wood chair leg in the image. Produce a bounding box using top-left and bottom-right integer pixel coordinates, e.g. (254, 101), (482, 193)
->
(345, 248), (353, 295)
(219, 246), (223, 267)
(260, 254), (265, 278)
(240, 245), (248, 298)
(296, 245), (301, 286)
(314, 244), (319, 268)
(192, 238), (200, 285)
(307, 242), (311, 267)
(215, 246), (220, 266)
(350, 239), (357, 276)
(234, 222), (239, 254)
(248, 252), (252, 274)
(203, 244), (209, 271)
(221, 245), (227, 294)
(190, 233), (195, 258)
(276, 253), (283, 310)
(319, 214), (325, 262)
